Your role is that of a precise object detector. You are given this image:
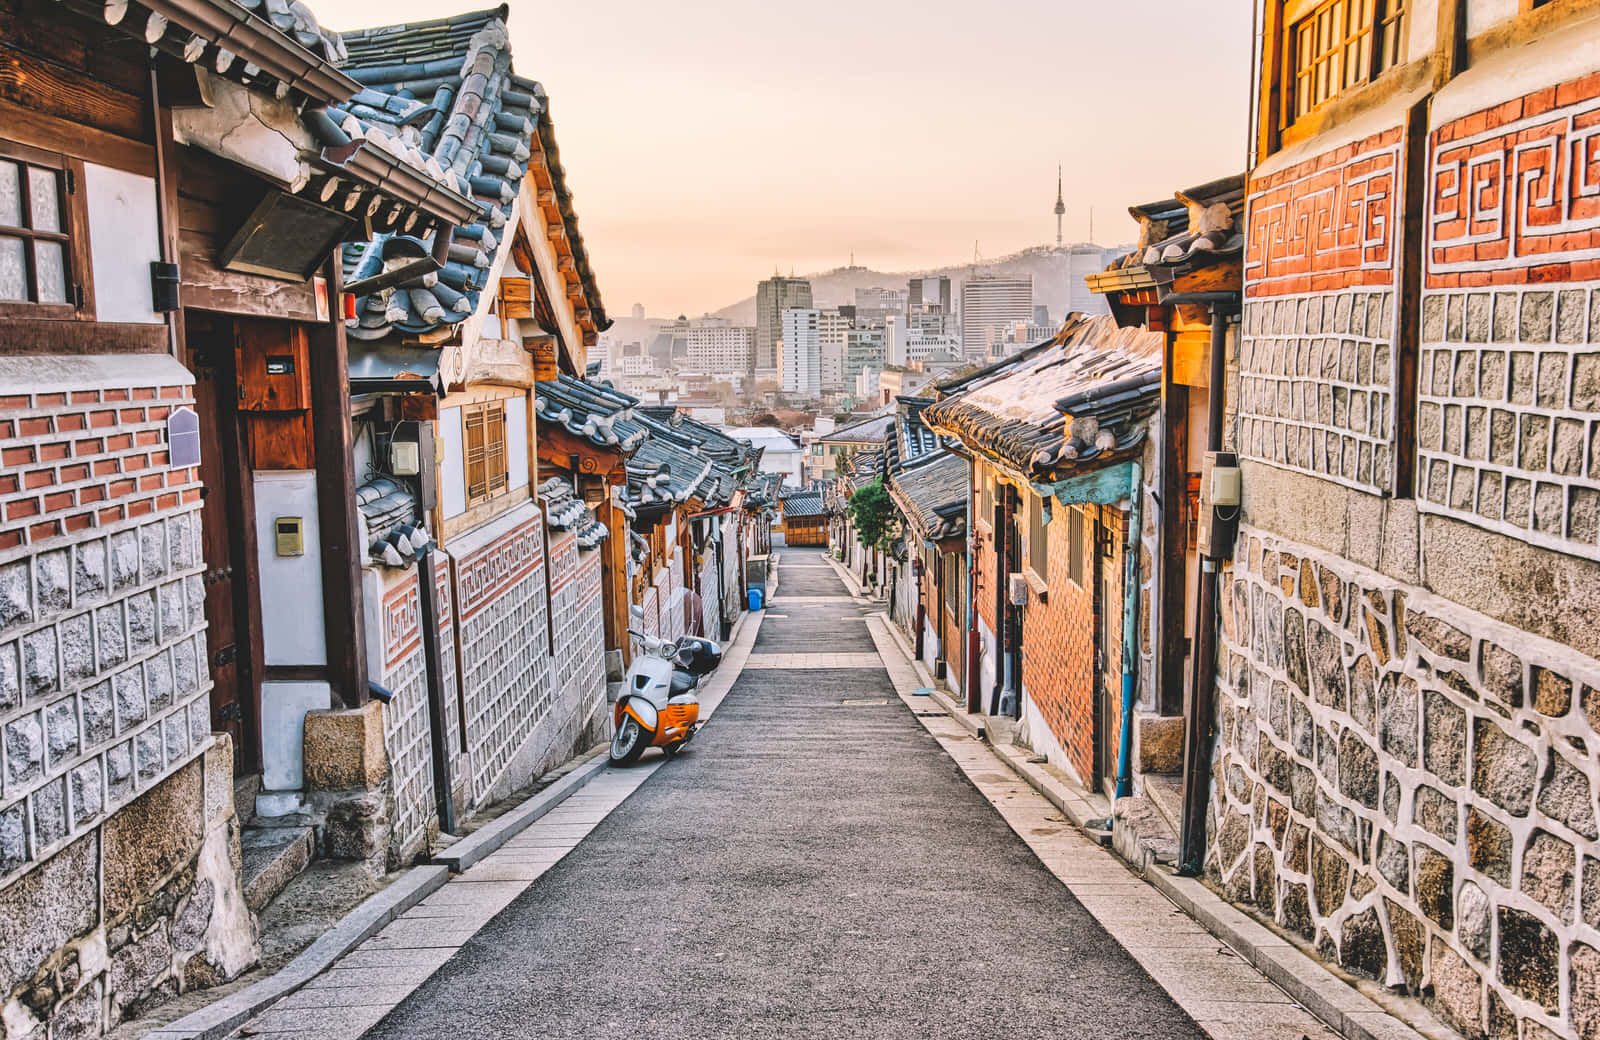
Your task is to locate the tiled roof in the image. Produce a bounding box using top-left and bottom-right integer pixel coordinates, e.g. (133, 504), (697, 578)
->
(637, 408), (760, 473)
(1096, 174), (1244, 280)
(626, 415), (722, 509)
(816, 414), (893, 445)
(922, 314), (1163, 480)
(538, 477), (606, 549)
(337, 6), (606, 343)
(356, 477), (431, 566)
(534, 374), (648, 451)
(890, 396), (941, 472)
(779, 491), (823, 519)
(888, 453), (968, 542)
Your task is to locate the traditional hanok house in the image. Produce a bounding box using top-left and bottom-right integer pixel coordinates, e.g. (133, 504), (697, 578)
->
(807, 412), (894, 485)
(1199, 3), (1600, 1036)
(882, 396), (968, 689)
(637, 408), (761, 637)
(532, 374), (646, 673)
(922, 315), (1166, 796)
(833, 439), (888, 585)
(0, 0), (489, 1027)
(622, 412), (740, 642)
(1081, 175), (1244, 861)
(777, 490), (827, 547)
(326, 5), (616, 859)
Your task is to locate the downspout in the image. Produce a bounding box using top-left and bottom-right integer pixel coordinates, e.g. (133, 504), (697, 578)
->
(1174, 295), (1237, 874)
(415, 546), (456, 834)
(1113, 461), (1144, 800)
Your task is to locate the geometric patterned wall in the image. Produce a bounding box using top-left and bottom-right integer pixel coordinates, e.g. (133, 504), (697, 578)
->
(1241, 126), (1406, 495)
(1419, 75), (1600, 560)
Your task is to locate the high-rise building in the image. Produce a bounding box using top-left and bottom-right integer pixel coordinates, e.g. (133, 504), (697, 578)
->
(755, 276), (812, 376)
(687, 323), (755, 378)
(960, 276), (1034, 360)
(854, 286), (906, 322)
(1064, 244), (1111, 316)
(781, 308), (821, 397)
(819, 308), (851, 393)
(908, 276), (952, 316)
(844, 326), (886, 389)
(888, 314), (960, 367)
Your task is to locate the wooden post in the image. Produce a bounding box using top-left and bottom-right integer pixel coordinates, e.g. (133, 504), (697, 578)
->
(308, 256), (368, 708)
(1157, 319), (1190, 718)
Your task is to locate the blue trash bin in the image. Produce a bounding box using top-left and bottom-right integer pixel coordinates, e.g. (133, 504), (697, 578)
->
(748, 588), (763, 611)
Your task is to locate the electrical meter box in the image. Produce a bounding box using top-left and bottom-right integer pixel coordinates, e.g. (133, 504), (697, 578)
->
(274, 517), (304, 557)
(1008, 573), (1029, 607)
(1196, 451), (1241, 560)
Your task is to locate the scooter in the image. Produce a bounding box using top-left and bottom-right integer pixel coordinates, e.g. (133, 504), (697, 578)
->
(610, 606), (723, 765)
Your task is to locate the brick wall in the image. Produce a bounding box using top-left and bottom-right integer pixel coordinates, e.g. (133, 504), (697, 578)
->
(0, 356), (254, 1037)
(1, 364), (210, 884)
(1020, 503), (1100, 782)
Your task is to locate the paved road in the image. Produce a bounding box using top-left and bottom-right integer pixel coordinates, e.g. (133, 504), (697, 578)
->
(364, 549), (1208, 1040)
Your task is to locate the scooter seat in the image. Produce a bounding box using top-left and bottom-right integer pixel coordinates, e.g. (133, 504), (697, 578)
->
(669, 669), (698, 695)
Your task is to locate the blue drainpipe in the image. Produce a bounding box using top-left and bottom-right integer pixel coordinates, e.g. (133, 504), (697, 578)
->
(1114, 462), (1144, 801)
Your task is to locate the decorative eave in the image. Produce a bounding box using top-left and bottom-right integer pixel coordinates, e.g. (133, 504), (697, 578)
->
(526, 111), (609, 348)
(134, 0), (359, 104)
(314, 138), (483, 228)
(1085, 266), (1157, 295)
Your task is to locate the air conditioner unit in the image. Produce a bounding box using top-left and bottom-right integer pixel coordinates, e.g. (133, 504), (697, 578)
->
(1008, 572), (1029, 607)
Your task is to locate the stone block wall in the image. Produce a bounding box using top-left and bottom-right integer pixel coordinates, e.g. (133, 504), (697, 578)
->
(1418, 72), (1600, 561)
(368, 556), (457, 868)
(1240, 126), (1406, 495)
(2, 365), (210, 885)
(1208, 525), (1600, 1040)
(448, 503), (552, 808)
(0, 738), (255, 1038)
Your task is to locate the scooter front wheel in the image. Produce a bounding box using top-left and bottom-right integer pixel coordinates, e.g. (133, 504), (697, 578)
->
(609, 713), (651, 765)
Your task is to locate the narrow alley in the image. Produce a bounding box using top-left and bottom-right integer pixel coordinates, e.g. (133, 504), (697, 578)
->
(202, 550), (1341, 1040)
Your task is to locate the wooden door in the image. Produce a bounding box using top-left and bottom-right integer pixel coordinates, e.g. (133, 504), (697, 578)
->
(189, 316), (261, 775)
(1095, 509), (1123, 794)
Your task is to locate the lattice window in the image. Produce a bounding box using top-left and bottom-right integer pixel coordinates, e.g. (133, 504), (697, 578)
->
(463, 401), (509, 505)
(1284, 0), (1406, 126)
(0, 142), (85, 315)
(1027, 492), (1049, 580)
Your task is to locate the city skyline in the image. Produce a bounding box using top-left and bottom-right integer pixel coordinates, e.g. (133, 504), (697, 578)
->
(315, 0), (1254, 316)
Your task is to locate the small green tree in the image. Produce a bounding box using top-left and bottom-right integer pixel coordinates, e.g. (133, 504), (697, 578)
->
(847, 476), (896, 583)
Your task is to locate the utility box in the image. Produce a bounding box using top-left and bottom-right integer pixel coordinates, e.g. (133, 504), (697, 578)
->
(1197, 450), (1241, 560)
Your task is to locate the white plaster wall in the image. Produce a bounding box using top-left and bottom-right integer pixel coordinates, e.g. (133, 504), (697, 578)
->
(440, 406), (466, 518)
(506, 395), (529, 491)
(977, 615), (998, 712)
(260, 679), (332, 792)
(84, 164), (162, 325)
(254, 470), (326, 666)
(1466, 0), (1519, 37)
(1433, 10), (1600, 125)
(1020, 692), (1080, 785)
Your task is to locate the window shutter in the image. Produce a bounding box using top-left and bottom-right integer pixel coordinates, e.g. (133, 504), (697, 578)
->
(464, 405), (488, 501)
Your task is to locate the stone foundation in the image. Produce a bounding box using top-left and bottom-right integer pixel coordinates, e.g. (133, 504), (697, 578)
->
(1209, 524), (1599, 1039)
(0, 737), (255, 1038)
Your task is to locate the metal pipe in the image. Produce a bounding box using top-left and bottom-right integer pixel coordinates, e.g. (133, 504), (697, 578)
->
(1113, 461), (1144, 799)
(416, 546), (456, 834)
(1179, 304), (1236, 875)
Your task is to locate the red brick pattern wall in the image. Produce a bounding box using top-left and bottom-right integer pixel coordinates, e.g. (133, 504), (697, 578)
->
(1020, 504), (1103, 782)
(1428, 72), (1600, 289)
(1, 373), (212, 882)
(0, 386), (202, 550)
(1244, 127), (1404, 298)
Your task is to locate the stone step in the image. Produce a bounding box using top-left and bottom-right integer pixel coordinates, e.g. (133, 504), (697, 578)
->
(1141, 772), (1184, 837)
(241, 823), (315, 913)
(1112, 796), (1179, 874)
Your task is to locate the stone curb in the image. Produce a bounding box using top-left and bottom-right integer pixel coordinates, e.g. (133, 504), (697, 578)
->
(145, 864), (450, 1040)
(430, 751), (610, 874)
(1146, 867), (1431, 1040)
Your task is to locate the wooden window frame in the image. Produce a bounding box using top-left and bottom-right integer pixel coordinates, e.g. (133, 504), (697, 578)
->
(1026, 492), (1049, 586)
(462, 400), (510, 506)
(0, 140), (93, 320)
(1067, 506), (1086, 588)
(1271, 0), (1409, 143)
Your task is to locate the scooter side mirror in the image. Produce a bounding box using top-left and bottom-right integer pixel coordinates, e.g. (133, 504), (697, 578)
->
(629, 605), (645, 620)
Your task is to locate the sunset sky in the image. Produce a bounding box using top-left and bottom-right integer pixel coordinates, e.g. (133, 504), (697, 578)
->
(323, 0), (1256, 316)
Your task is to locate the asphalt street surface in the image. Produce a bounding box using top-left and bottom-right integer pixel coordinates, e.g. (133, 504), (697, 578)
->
(364, 549), (1208, 1039)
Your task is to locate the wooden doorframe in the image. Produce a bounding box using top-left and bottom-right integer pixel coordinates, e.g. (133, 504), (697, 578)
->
(188, 310), (266, 775)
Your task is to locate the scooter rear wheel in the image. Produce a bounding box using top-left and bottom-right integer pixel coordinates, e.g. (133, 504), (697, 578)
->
(609, 713), (651, 765)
